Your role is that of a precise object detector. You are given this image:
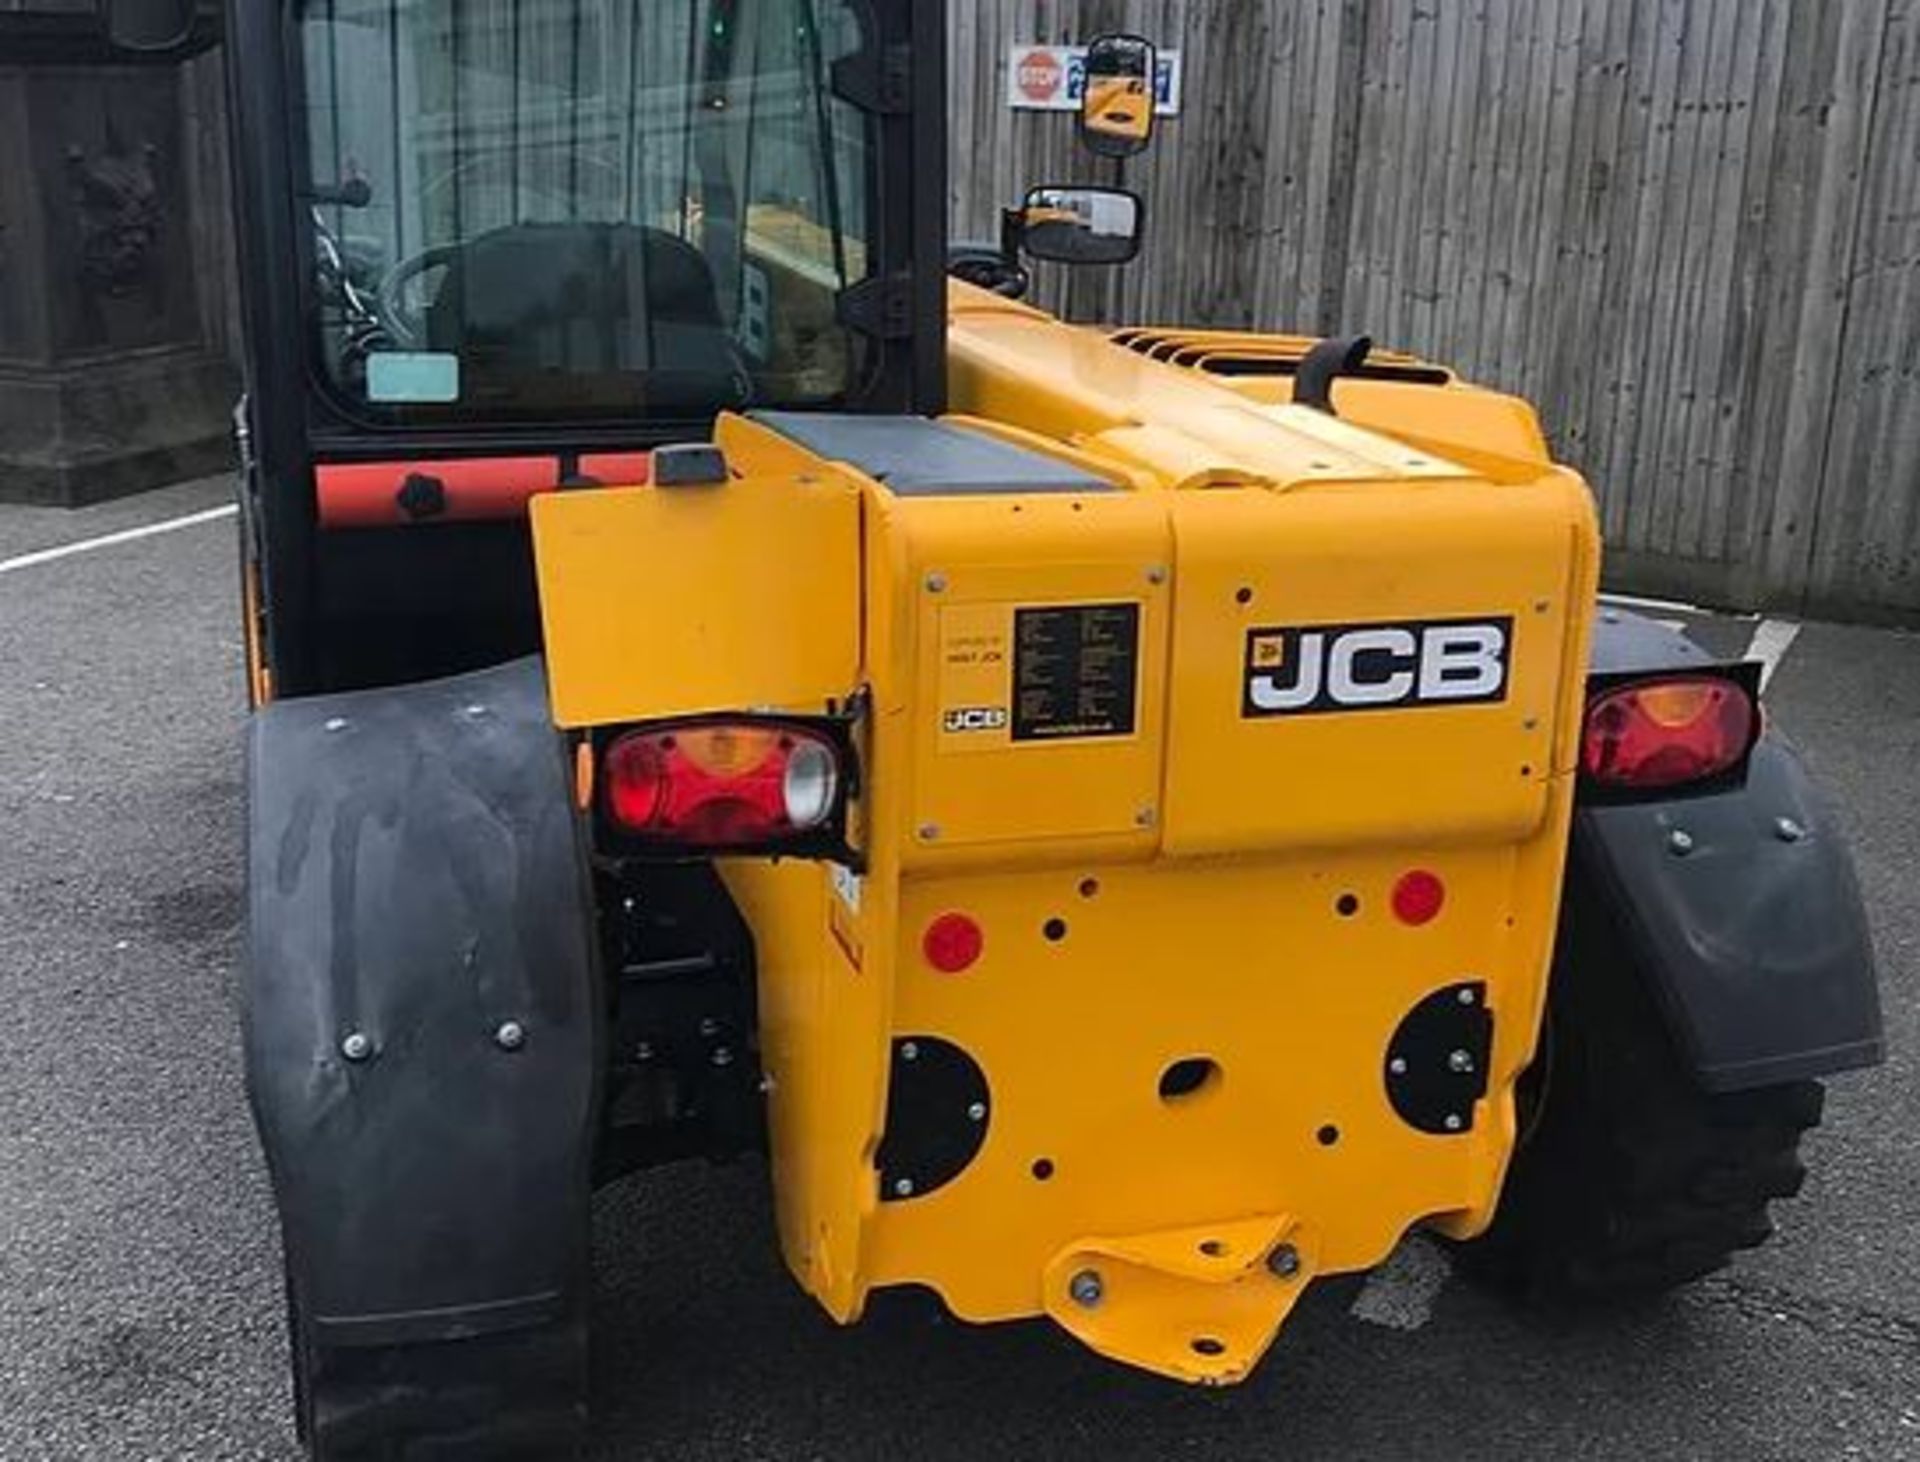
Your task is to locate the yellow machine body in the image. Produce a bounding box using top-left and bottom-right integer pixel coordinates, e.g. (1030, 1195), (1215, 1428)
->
(529, 282), (1600, 1386)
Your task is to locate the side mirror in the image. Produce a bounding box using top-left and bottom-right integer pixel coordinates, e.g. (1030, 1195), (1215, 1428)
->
(104, 0), (195, 51)
(1012, 186), (1144, 267)
(1078, 34), (1157, 158)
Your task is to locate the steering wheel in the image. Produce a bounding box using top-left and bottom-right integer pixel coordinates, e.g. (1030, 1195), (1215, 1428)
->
(947, 242), (1030, 299)
(375, 242), (464, 349)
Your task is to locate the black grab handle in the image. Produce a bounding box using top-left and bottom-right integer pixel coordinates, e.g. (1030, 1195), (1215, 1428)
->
(1294, 334), (1373, 415)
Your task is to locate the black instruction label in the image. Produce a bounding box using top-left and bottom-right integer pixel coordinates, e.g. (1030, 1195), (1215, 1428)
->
(1012, 603), (1140, 741)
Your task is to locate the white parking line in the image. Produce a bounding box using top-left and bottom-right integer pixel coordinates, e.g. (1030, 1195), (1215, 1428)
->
(1349, 1234), (1452, 1331)
(0, 503), (237, 577)
(1744, 617), (1802, 694)
(1599, 590), (1708, 616)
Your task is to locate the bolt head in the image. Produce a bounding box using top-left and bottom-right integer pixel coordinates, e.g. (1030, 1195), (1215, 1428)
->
(1134, 806), (1157, 828)
(893, 1177), (915, 1198)
(900, 1041), (919, 1062)
(1448, 1048), (1476, 1074)
(917, 823), (941, 842)
(1388, 1056), (1409, 1076)
(698, 1016), (721, 1037)
(1775, 816), (1807, 843)
(1456, 987), (1477, 1006)
(1668, 828), (1696, 855)
(967, 1101), (987, 1122)
(463, 703), (488, 718)
(711, 1046), (734, 1067)
(1267, 1243), (1301, 1279)
(494, 1020), (526, 1052)
(323, 717), (349, 733)
(925, 572), (948, 593)
(1146, 565), (1168, 585)
(1068, 1269), (1104, 1308)
(1444, 1113), (1464, 1132)
(340, 1031), (372, 1062)
(634, 1041), (654, 1062)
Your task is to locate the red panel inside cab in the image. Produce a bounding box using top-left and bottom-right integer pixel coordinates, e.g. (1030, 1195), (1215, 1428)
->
(578, 453), (654, 487)
(316, 452), (652, 528)
(316, 457), (558, 528)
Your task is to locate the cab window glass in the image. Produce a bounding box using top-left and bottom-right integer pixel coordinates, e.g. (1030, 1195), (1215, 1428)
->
(299, 0), (873, 423)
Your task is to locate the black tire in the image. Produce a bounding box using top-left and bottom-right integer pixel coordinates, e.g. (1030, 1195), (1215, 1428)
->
(1455, 871), (1824, 1301)
(283, 1272), (588, 1461)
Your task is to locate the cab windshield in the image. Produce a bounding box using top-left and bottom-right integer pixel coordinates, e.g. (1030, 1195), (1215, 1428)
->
(298, 0), (872, 424)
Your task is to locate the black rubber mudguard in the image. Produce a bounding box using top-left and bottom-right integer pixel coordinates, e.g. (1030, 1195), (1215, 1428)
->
(1569, 610), (1884, 1092)
(244, 658), (598, 1404)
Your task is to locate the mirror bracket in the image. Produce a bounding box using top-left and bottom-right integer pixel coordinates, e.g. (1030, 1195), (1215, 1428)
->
(837, 272), (918, 340)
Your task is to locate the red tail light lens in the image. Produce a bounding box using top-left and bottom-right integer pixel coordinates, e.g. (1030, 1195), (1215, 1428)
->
(1581, 676), (1757, 789)
(603, 720), (842, 848)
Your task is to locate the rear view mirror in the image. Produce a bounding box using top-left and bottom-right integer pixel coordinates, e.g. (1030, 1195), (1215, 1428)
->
(1078, 35), (1157, 158)
(104, 0), (195, 50)
(1015, 186), (1144, 267)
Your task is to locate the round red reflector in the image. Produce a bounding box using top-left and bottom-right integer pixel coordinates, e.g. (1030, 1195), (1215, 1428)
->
(923, 913), (984, 973)
(1392, 870), (1446, 926)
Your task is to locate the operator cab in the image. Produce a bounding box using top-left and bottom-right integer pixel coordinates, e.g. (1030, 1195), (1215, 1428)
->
(223, 1), (1144, 701)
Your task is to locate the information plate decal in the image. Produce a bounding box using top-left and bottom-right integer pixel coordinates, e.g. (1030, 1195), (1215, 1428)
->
(1012, 603), (1141, 741)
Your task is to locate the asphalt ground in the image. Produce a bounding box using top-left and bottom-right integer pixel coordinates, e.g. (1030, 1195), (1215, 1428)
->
(0, 478), (1914, 1460)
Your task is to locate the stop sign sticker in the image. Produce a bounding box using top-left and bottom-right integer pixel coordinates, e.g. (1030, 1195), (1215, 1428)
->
(1016, 48), (1064, 103)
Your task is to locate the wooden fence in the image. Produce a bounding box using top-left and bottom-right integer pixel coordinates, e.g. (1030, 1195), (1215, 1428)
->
(950, 0), (1920, 621)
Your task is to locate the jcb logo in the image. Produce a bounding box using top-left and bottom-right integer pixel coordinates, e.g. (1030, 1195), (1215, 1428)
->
(1242, 617), (1512, 717)
(943, 706), (1009, 733)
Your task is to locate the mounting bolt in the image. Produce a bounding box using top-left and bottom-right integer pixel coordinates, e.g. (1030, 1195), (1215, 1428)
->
(463, 703), (489, 719)
(1444, 1113), (1464, 1132)
(925, 572), (948, 594)
(494, 1020), (526, 1052)
(1134, 806), (1157, 828)
(1145, 565), (1168, 585)
(698, 1016), (721, 1037)
(634, 1041), (654, 1062)
(711, 1046), (734, 1068)
(918, 823), (941, 842)
(323, 717), (349, 733)
(1267, 1243), (1301, 1279)
(1775, 816), (1807, 843)
(1668, 828), (1695, 856)
(1456, 987), (1477, 1006)
(1388, 1056), (1409, 1076)
(900, 1041), (919, 1062)
(339, 1031), (372, 1062)
(1522, 717), (1539, 732)
(1069, 1269), (1104, 1308)
(893, 1177), (915, 1198)
(1448, 1048), (1476, 1074)
(967, 1101), (987, 1122)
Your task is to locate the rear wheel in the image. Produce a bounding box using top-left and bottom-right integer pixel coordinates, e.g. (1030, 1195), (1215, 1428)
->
(1456, 875), (1823, 1300)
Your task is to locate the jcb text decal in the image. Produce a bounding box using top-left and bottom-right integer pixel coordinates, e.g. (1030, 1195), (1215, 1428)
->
(943, 706), (1010, 733)
(1242, 617), (1512, 716)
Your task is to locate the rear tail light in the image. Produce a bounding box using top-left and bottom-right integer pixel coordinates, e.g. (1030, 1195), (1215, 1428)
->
(602, 719), (844, 849)
(1580, 675), (1758, 790)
